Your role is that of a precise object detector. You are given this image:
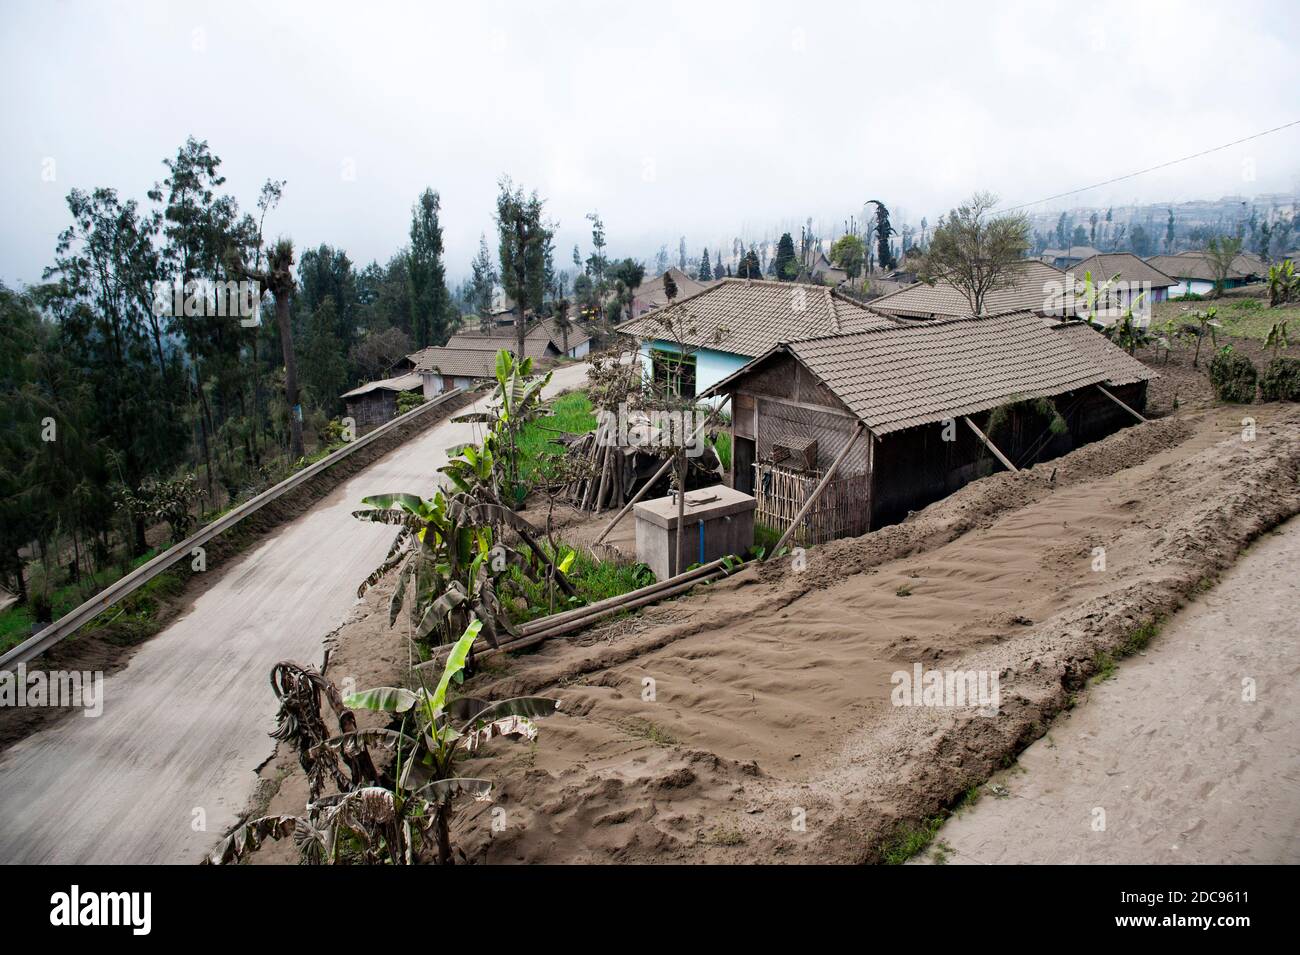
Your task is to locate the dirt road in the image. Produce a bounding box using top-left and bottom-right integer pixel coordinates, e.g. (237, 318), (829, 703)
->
(0, 362), (592, 865)
(914, 516), (1300, 865)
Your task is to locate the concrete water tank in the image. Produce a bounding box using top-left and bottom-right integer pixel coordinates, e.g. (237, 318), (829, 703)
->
(633, 486), (756, 580)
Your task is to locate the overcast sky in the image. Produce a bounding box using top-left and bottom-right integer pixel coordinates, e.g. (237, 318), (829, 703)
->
(3, 0), (1299, 287)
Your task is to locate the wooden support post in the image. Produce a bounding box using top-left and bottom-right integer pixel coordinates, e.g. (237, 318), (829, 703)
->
(675, 448), (686, 575)
(1096, 384), (1147, 423)
(767, 421), (867, 559)
(963, 416), (1018, 473)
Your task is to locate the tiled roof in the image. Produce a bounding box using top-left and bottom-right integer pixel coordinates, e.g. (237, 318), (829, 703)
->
(1050, 322), (1156, 387)
(410, 347), (498, 379)
(707, 312), (1153, 436)
(408, 317), (592, 374)
(1042, 245), (1101, 261)
(450, 317), (591, 355)
(340, 372), (424, 400)
(537, 317), (592, 353)
(444, 324), (555, 360)
(868, 259), (1065, 318)
(617, 277), (896, 358)
(634, 267), (709, 311)
(1064, 253), (1177, 288)
(1147, 251), (1268, 282)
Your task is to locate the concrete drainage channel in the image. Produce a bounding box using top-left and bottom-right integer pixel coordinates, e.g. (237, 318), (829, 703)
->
(0, 388), (472, 672)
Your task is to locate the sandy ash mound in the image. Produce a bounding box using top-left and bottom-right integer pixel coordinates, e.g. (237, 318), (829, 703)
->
(447, 404), (1299, 864)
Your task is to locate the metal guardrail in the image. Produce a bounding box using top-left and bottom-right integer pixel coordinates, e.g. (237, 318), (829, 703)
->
(0, 388), (467, 672)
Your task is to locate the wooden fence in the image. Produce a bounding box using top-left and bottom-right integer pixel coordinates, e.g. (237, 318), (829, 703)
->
(752, 462), (870, 546)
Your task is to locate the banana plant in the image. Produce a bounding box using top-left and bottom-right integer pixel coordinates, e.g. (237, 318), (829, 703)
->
(1072, 269), (1123, 327)
(451, 350), (553, 504)
(344, 621), (561, 864)
(1190, 307), (1221, 368)
(1267, 259), (1298, 307)
(1265, 319), (1290, 360)
(206, 622), (562, 865)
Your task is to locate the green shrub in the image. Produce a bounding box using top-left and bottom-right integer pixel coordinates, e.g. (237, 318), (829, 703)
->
(710, 431), (732, 471)
(1208, 349), (1258, 403)
(1260, 356), (1300, 402)
(396, 391), (426, 415)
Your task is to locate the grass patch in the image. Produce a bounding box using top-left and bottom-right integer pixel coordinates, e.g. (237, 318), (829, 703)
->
(516, 391), (596, 485)
(621, 717), (677, 746)
(753, 522), (783, 554)
(1090, 649), (1118, 683)
(710, 431), (732, 471)
(1152, 299), (1300, 343)
(705, 826), (745, 847)
(881, 815), (945, 865)
(954, 784), (982, 814)
(504, 543), (654, 624)
(1122, 618), (1161, 655)
(0, 547), (166, 654)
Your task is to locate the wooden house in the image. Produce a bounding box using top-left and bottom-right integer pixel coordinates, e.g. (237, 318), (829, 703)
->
(704, 312), (1154, 543)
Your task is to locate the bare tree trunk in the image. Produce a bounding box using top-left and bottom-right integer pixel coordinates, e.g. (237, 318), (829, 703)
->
(275, 291), (305, 460)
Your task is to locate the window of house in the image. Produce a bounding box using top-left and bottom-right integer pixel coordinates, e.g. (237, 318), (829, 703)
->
(651, 348), (697, 398)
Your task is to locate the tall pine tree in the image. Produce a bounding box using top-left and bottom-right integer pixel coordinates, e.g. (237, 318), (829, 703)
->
(408, 188), (453, 348)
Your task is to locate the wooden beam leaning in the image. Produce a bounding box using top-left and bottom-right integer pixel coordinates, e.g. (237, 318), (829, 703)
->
(963, 415), (1019, 473)
(767, 420), (867, 558)
(1096, 383), (1147, 423)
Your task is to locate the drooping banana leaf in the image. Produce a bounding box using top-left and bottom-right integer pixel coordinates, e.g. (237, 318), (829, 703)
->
(202, 814), (319, 865)
(458, 696), (560, 731)
(463, 715), (540, 752)
(417, 776), (493, 805)
(389, 562), (415, 626)
(360, 492), (425, 514)
(344, 686), (419, 713)
(319, 728), (419, 757)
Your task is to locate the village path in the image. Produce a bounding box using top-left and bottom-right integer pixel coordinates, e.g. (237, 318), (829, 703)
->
(913, 516), (1300, 865)
(0, 361), (594, 865)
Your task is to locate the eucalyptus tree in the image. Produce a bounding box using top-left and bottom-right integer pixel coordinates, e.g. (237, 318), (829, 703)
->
(44, 187), (185, 554)
(408, 189), (454, 348)
(496, 179), (551, 359)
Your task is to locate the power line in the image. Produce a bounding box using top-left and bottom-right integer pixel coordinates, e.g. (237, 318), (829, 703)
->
(998, 119), (1300, 213)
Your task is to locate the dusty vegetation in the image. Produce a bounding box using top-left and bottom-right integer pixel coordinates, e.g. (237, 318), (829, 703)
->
(245, 388), (1300, 863)
(0, 390), (474, 756)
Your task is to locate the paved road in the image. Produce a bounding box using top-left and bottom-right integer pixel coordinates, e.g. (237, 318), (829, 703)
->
(0, 362), (592, 864)
(915, 516), (1300, 865)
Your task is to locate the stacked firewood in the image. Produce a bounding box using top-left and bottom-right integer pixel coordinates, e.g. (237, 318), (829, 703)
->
(562, 410), (722, 512)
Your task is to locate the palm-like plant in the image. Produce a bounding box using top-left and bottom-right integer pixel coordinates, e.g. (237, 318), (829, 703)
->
(1268, 259), (1298, 307)
(343, 620), (560, 863)
(353, 489), (525, 648)
(205, 622), (561, 865)
(1265, 318), (1290, 359)
(451, 350), (553, 505)
(1190, 307), (1222, 368)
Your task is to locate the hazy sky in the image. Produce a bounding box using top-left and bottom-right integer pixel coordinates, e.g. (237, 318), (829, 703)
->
(3, 0), (1298, 286)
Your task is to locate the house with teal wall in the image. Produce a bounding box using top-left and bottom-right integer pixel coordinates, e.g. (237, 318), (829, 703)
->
(619, 278), (893, 405)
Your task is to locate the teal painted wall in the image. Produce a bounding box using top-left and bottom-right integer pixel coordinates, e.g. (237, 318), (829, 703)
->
(638, 340), (751, 403)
